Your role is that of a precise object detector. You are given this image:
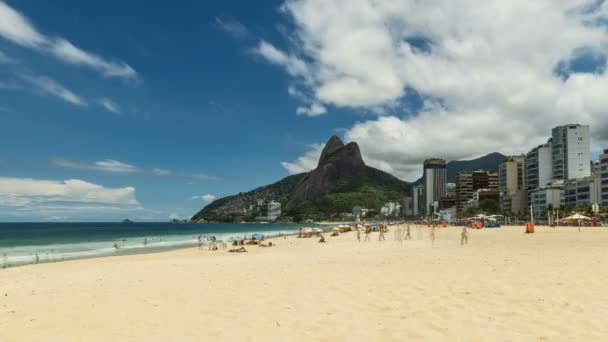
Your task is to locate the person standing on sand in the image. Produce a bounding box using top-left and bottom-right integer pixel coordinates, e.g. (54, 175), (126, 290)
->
(430, 226), (436, 245)
(405, 225), (411, 240)
(356, 229), (361, 242)
(379, 225), (385, 241)
(461, 226), (468, 245)
(364, 226), (371, 242)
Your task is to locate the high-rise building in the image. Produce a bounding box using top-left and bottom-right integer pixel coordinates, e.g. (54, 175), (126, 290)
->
(423, 159), (447, 215)
(499, 155), (527, 214)
(526, 142), (553, 205)
(403, 197), (414, 216)
(455, 170), (499, 216)
(551, 124), (591, 180)
(267, 201), (281, 221)
(599, 150), (608, 207)
(412, 184), (424, 216)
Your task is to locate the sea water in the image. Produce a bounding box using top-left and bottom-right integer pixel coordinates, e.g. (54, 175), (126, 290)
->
(0, 222), (311, 268)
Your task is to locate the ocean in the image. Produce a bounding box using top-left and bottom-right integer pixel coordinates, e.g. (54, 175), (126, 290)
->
(0, 222), (313, 268)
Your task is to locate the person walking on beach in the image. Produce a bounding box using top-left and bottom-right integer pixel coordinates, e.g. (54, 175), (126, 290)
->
(430, 226), (436, 245)
(379, 225), (386, 241)
(364, 226), (371, 242)
(461, 226), (468, 245)
(198, 236), (203, 251)
(356, 229), (361, 242)
(405, 225), (411, 240)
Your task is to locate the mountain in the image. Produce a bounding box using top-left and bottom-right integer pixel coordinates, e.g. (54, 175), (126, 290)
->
(445, 152), (506, 183)
(191, 136), (411, 222)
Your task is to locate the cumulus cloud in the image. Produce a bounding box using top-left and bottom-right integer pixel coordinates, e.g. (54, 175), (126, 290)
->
(192, 194), (217, 203)
(99, 98), (121, 114)
(269, 0), (608, 180)
(281, 143), (324, 174)
(0, 177), (142, 221)
(296, 103), (327, 117)
(0, 1), (136, 78)
(20, 75), (87, 106)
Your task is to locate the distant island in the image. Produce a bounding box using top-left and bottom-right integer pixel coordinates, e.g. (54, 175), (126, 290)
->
(121, 219), (134, 224)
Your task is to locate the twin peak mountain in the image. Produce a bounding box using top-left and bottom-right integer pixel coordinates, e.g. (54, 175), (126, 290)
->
(191, 136), (410, 222)
(191, 136), (505, 222)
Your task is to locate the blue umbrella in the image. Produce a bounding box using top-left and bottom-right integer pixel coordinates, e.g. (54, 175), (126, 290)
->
(251, 232), (265, 239)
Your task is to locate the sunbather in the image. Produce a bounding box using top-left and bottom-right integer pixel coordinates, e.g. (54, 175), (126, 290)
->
(229, 247), (247, 253)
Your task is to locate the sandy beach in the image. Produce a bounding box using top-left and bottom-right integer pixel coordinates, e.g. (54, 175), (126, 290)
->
(2, 225), (608, 341)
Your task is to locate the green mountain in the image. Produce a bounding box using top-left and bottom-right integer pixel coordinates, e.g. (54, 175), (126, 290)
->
(191, 136), (411, 222)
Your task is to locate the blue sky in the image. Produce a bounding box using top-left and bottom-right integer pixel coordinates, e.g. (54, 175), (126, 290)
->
(0, 0), (365, 221)
(1, 0), (607, 221)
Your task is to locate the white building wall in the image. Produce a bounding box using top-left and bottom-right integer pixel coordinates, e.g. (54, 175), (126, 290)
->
(566, 125), (591, 180)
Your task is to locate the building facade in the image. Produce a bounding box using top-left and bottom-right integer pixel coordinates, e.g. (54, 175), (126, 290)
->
(499, 155), (527, 214)
(551, 124), (591, 181)
(526, 142), (553, 205)
(530, 180), (563, 215)
(423, 159), (447, 215)
(455, 170), (499, 216)
(412, 184), (424, 217)
(562, 176), (601, 209)
(402, 197), (414, 216)
(267, 201), (281, 221)
(602, 150), (608, 207)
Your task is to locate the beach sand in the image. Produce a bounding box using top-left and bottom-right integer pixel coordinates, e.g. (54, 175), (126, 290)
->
(2, 225), (608, 341)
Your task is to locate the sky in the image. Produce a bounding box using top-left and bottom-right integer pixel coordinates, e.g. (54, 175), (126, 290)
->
(1, 0), (608, 221)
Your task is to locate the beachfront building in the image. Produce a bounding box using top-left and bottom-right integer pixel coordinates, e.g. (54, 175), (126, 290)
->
(455, 170), (499, 216)
(499, 155), (527, 214)
(412, 184), (424, 217)
(423, 158), (447, 215)
(602, 150), (608, 207)
(562, 176), (601, 210)
(526, 141), (553, 205)
(267, 201), (281, 221)
(403, 197), (414, 216)
(551, 124), (591, 181)
(530, 180), (563, 215)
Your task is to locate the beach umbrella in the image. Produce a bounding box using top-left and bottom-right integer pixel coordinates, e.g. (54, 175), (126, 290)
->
(251, 232), (265, 239)
(312, 228), (323, 233)
(565, 213), (592, 221)
(331, 227), (341, 231)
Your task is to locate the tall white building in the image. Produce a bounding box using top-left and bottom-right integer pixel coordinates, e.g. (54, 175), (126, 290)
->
(551, 124), (591, 180)
(267, 201), (281, 221)
(601, 149), (608, 207)
(423, 158), (447, 215)
(526, 142), (553, 205)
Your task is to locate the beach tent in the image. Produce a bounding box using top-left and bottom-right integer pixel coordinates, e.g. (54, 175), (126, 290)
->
(565, 214), (592, 221)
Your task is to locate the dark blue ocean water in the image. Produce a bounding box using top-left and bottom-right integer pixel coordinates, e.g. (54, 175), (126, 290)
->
(0, 222), (308, 267)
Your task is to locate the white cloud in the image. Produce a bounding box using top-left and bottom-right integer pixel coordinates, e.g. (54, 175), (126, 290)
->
(0, 177), (139, 208)
(0, 1), (136, 79)
(296, 103), (327, 116)
(20, 75), (87, 106)
(192, 194), (217, 203)
(255, 40), (309, 78)
(99, 98), (121, 114)
(271, 0), (608, 180)
(55, 158), (218, 180)
(214, 16), (248, 39)
(55, 159), (137, 173)
(151, 168), (171, 176)
(281, 143), (324, 174)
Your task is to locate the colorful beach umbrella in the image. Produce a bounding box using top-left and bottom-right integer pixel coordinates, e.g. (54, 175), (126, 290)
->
(251, 232), (265, 239)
